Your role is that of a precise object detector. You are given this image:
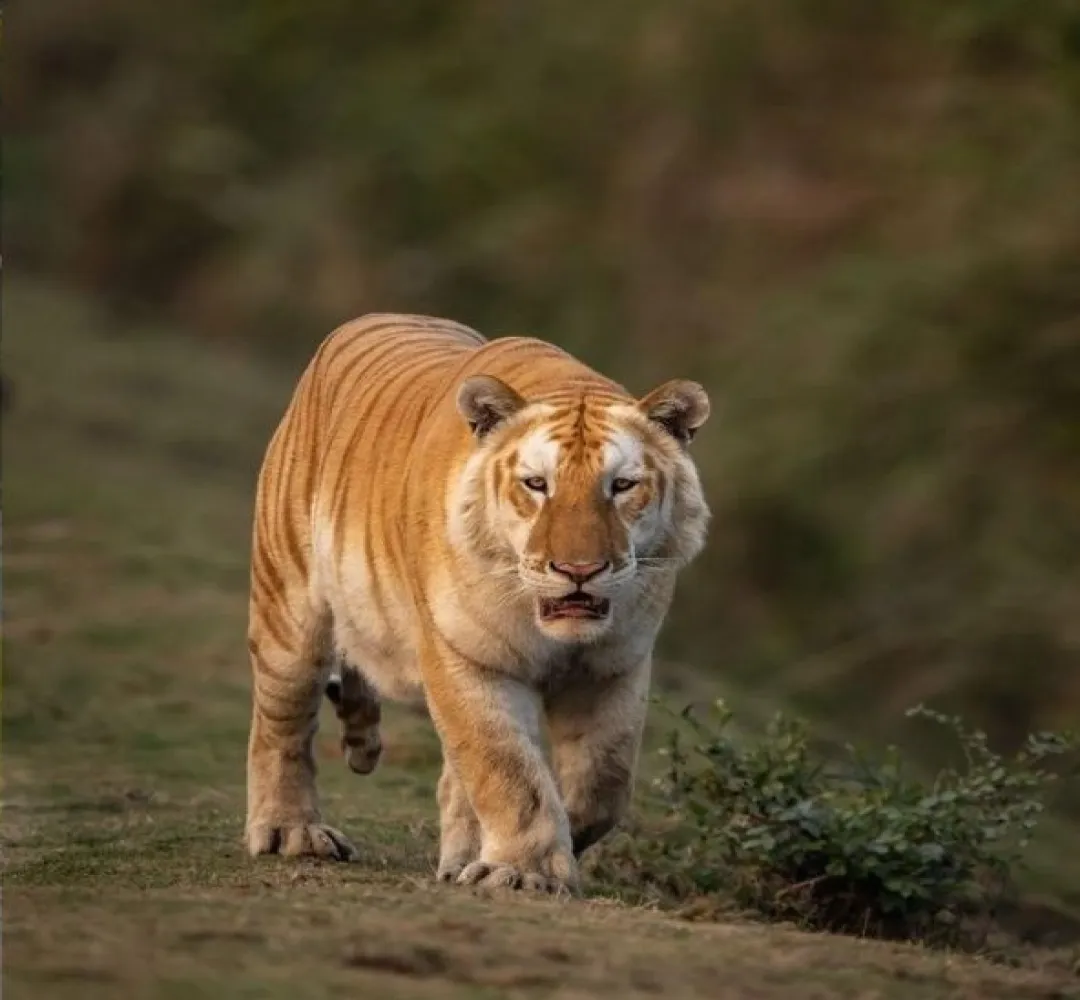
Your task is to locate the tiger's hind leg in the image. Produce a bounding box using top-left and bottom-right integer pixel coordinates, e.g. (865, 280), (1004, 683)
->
(325, 660), (383, 775)
(245, 602), (357, 862)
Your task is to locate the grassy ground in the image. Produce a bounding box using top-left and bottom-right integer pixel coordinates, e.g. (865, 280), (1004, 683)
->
(3, 276), (1078, 998)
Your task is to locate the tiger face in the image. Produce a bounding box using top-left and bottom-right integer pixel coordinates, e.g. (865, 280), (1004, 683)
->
(453, 375), (711, 642)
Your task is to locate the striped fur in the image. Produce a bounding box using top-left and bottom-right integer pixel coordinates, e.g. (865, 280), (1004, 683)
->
(245, 314), (711, 893)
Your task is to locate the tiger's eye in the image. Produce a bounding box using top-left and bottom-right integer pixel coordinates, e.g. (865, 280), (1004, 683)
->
(611, 477), (638, 495)
(522, 476), (548, 493)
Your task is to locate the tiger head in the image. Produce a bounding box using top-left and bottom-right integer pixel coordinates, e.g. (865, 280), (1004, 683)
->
(452, 374), (711, 642)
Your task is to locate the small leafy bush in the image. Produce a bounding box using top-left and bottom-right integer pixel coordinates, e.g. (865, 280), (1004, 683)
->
(589, 701), (1075, 944)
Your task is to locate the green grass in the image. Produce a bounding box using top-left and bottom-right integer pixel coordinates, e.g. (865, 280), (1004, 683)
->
(3, 276), (1079, 998)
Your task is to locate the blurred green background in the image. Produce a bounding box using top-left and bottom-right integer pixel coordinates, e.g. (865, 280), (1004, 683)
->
(7, 0), (1080, 840)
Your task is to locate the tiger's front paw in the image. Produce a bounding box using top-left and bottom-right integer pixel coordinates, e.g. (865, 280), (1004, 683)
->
(455, 847), (579, 897)
(246, 820), (357, 861)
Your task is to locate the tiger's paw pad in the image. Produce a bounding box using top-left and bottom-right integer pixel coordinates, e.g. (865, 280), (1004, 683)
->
(246, 822), (357, 862)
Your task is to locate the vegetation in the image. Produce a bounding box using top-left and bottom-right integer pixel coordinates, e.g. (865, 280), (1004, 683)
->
(591, 702), (1077, 947)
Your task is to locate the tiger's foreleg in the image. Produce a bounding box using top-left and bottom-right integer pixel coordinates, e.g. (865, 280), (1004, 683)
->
(546, 661), (650, 859)
(423, 640), (579, 895)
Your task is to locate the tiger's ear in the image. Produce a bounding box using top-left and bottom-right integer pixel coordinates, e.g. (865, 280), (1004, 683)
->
(457, 375), (527, 440)
(638, 379), (710, 445)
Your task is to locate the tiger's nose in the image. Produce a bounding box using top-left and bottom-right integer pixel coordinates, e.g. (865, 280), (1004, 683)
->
(549, 560), (609, 584)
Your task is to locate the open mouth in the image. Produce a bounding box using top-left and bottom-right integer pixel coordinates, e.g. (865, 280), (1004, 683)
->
(539, 592), (612, 621)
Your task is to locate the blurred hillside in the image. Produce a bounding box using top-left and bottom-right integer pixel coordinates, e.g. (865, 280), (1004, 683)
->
(8, 0), (1080, 755)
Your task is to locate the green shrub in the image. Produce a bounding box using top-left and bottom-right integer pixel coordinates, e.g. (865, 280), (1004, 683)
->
(589, 701), (1076, 945)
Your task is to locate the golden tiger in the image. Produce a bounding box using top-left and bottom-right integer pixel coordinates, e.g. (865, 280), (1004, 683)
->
(245, 313), (710, 895)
